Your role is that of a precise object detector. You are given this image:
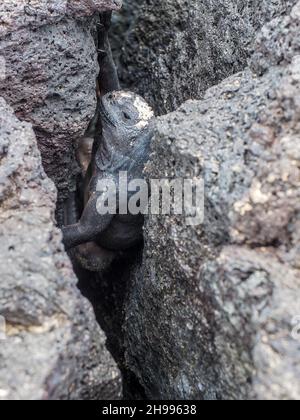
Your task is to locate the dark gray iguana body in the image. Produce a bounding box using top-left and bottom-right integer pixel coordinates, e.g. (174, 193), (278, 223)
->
(62, 12), (154, 271)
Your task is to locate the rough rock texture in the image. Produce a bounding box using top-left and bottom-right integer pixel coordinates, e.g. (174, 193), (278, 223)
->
(0, 0), (122, 213)
(124, 3), (300, 400)
(111, 0), (138, 59)
(119, 0), (297, 115)
(0, 98), (122, 400)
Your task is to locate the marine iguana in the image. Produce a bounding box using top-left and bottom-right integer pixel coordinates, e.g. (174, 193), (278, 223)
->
(62, 12), (154, 271)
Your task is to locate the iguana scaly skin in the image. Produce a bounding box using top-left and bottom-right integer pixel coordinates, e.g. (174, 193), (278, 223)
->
(62, 12), (154, 272)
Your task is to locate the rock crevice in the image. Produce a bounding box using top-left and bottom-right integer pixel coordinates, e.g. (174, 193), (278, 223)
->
(1, 0), (300, 401)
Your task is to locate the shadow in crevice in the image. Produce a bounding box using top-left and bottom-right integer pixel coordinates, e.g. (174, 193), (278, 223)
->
(72, 246), (147, 400)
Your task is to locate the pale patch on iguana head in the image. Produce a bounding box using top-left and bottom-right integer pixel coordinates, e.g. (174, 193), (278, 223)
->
(133, 96), (154, 129)
(100, 90), (154, 155)
(101, 91), (154, 130)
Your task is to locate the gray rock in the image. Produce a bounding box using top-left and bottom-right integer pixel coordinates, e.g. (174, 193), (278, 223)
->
(0, 1), (122, 37)
(118, 0), (297, 115)
(110, 0), (139, 59)
(0, 0), (122, 211)
(250, 1), (300, 75)
(0, 97), (122, 400)
(124, 2), (300, 400)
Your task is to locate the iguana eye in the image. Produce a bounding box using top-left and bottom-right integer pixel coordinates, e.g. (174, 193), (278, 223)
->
(123, 111), (131, 120)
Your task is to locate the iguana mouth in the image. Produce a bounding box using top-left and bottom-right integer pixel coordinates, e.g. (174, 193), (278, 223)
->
(99, 100), (117, 128)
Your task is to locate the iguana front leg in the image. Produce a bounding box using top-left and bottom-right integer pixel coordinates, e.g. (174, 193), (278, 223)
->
(62, 192), (113, 250)
(63, 192), (116, 271)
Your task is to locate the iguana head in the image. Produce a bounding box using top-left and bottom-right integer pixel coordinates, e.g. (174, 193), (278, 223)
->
(100, 91), (154, 155)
